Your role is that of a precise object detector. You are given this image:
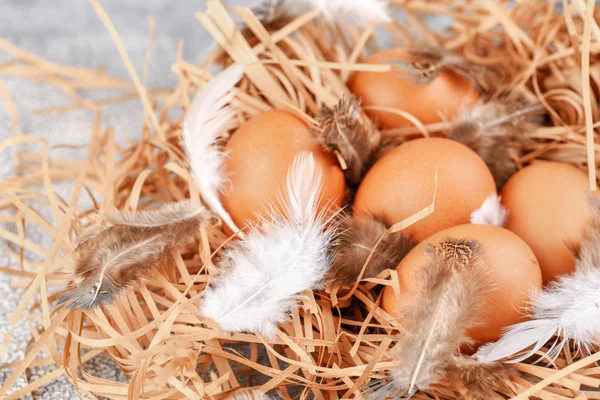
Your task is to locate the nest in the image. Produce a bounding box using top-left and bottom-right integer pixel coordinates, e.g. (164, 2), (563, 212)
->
(1, 0), (600, 399)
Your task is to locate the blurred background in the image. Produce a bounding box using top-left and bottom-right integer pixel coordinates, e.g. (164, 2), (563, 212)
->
(0, 1), (243, 397)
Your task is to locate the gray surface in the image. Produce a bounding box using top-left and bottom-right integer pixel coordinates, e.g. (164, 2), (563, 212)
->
(0, 1), (245, 398)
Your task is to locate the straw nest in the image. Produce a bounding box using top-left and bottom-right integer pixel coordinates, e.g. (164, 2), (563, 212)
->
(1, 0), (600, 399)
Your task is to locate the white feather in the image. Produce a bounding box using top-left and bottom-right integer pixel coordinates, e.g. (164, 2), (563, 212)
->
(478, 267), (600, 363)
(200, 152), (337, 339)
(183, 64), (244, 234)
(477, 319), (557, 363)
(276, 0), (390, 28)
(226, 390), (275, 400)
(470, 194), (507, 227)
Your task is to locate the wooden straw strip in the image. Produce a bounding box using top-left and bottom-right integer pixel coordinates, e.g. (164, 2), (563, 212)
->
(205, 338), (240, 389)
(0, 308), (69, 396)
(349, 294), (381, 357)
(343, 338), (392, 398)
(88, 0), (165, 140)
(0, 82), (20, 140)
(341, 23), (377, 81)
(572, 0), (600, 41)
(39, 281), (61, 368)
(3, 348), (103, 400)
(0, 334), (10, 359)
(250, 8), (321, 56)
(9, 116), (100, 326)
(260, 57), (392, 71)
(512, 351), (600, 400)
(143, 16), (156, 85)
(580, 0), (597, 190)
(102, 128), (116, 210)
(0, 37), (134, 86)
(0, 228), (60, 258)
(40, 143), (63, 232)
(239, 7), (318, 113)
(196, 2), (289, 107)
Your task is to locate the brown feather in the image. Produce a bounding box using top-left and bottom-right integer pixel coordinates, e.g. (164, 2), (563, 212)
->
(390, 46), (502, 93)
(390, 239), (488, 391)
(327, 215), (413, 285)
(447, 101), (540, 188)
(446, 356), (515, 400)
(570, 195), (600, 270)
(103, 199), (211, 227)
(61, 201), (211, 309)
(368, 238), (493, 398)
(314, 95), (381, 187)
(373, 130), (406, 161)
(251, 0), (290, 27)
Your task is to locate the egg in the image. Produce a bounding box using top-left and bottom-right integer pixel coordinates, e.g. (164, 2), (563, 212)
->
(382, 224), (542, 346)
(350, 48), (479, 129)
(501, 161), (597, 283)
(221, 110), (346, 229)
(354, 138), (496, 242)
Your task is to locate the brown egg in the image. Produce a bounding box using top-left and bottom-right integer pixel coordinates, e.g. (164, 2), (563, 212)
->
(501, 161), (597, 283)
(354, 138), (496, 242)
(221, 110), (346, 228)
(350, 48), (479, 129)
(382, 224), (542, 346)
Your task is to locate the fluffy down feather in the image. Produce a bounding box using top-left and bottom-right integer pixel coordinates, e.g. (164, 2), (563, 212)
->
(256, 0), (390, 28)
(367, 239), (498, 399)
(328, 215), (414, 284)
(183, 64), (244, 234)
(225, 390), (276, 400)
(446, 356), (514, 400)
(447, 101), (540, 188)
(314, 95), (405, 188)
(392, 47), (500, 93)
(314, 95), (380, 187)
(200, 152), (339, 339)
(61, 201), (210, 309)
(470, 194), (507, 227)
(102, 200), (212, 227)
(478, 197), (600, 363)
(373, 130), (406, 160)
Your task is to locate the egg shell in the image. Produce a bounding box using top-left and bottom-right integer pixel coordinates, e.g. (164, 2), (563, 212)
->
(382, 223), (543, 346)
(501, 161), (597, 283)
(349, 48), (479, 129)
(354, 137), (496, 242)
(221, 110), (346, 229)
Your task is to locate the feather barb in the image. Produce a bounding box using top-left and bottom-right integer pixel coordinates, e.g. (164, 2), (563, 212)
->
(200, 152), (339, 339)
(477, 196), (600, 363)
(61, 201), (210, 309)
(367, 238), (514, 399)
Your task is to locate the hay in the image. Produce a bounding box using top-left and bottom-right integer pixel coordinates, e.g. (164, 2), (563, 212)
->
(1, 0), (600, 398)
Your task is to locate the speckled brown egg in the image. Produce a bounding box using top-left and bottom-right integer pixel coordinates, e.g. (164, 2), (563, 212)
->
(221, 109), (346, 228)
(354, 138), (496, 242)
(350, 48), (479, 129)
(501, 161), (598, 283)
(382, 223), (542, 347)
